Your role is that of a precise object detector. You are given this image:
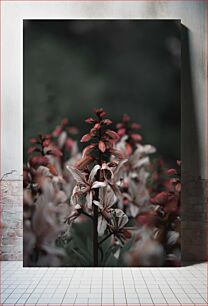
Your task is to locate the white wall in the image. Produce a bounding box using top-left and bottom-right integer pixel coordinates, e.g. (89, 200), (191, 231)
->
(1, 1), (207, 180)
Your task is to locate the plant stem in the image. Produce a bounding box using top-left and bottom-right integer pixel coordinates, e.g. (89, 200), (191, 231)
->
(93, 116), (102, 267)
(93, 203), (99, 266)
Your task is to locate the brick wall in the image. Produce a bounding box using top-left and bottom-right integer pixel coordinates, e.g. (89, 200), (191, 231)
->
(0, 180), (23, 260)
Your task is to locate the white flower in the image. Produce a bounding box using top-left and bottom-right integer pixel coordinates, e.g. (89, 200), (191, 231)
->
(93, 186), (117, 236)
(58, 131), (67, 148)
(137, 144), (156, 155)
(125, 179), (150, 218)
(167, 231), (180, 245)
(67, 165), (106, 209)
(109, 209), (128, 232)
(108, 209), (130, 246)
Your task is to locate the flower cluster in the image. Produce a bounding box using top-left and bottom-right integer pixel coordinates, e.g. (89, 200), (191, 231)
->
(127, 163), (181, 267)
(66, 109), (131, 265)
(115, 115), (156, 218)
(23, 109), (181, 267)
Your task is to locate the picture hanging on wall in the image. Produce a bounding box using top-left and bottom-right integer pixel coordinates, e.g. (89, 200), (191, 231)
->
(23, 20), (181, 267)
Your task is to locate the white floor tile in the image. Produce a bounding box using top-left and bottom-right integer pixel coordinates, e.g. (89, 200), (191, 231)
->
(0, 261), (207, 306)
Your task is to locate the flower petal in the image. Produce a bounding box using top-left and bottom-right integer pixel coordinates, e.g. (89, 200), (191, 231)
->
(98, 141), (106, 153)
(88, 164), (100, 184)
(97, 216), (107, 236)
(129, 204), (140, 218)
(114, 209), (128, 228)
(105, 129), (119, 140)
(92, 181), (107, 189)
(86, 191), (93, 209)
(80, 133), (91, 142)
(105, 187), (117, 208)
(66, 165), (87, 184)
(93, 200), (103, 209)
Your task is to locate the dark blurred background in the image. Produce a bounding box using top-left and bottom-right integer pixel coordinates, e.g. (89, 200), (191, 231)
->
(23, 20), (180, 165)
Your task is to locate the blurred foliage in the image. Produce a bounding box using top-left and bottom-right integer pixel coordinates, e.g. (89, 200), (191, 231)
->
(24, 20), (180, 165)
(59, 219), (135, 267)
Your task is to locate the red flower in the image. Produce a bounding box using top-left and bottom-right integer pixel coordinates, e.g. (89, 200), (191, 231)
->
(52, 127), (62, 137)
(42, 139), (50, 147)
(29, 156), (48, 168)
(68, 127), (78, 134)
(75, 155), (94, 170)
(80, 133), (91, 143)
(94, 123), (101, 130)
(85, 117), (95, 124)
(131, 134), (142, 141)
(131, 123), (141, 129)
(117, 128), (126, 137)
(150, 191), (169, 206)
(27, 147), (40, 154)
(102, 119), (112, 125)
(123, 114), (130, 122)
(94, 108), (106, 117)
(82, 144), (96, 157)
(29, 138), (38, 144)
(98, 141), (106, 153)
(166, 168), (177, 175)
(61, 118), (69, 126)
(105, 130), (119, 140)
(65, 138), (74, 151)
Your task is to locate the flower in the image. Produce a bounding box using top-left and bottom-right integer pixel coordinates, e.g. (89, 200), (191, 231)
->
(67, 165), (106, 209)
(108, 209), (130, 244)
(123, 178), (150, 217)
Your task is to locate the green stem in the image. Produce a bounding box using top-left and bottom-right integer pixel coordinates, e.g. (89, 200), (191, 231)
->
(93, 203), (99, 266)
(93, 116), (102, 267)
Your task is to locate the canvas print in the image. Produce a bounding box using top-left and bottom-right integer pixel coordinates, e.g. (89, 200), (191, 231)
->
(23, 20), (181, 267)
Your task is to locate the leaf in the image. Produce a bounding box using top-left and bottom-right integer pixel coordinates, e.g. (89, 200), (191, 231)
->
(103, 252), (118, 267)
(71, 248), (89, 266)
(120, 233), (136, 254)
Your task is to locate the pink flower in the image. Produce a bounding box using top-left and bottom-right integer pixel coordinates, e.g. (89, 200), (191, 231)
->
(80, 133), (91, 143)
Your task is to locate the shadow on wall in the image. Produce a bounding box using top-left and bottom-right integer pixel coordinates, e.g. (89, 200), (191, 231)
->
(181, 25), (206, 265)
